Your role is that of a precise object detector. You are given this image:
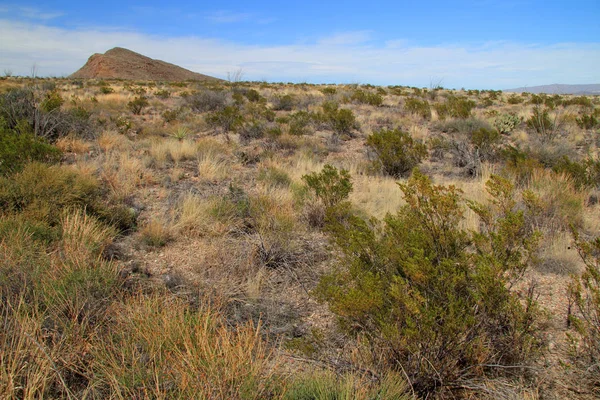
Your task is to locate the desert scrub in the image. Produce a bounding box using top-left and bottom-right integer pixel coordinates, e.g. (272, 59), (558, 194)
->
(0, 162), (135, 233)
(434, 95), (476, 120)
(127, 96), (149, 115)
(317, 171), (543, 396)
(316, 101), (359, 135)
(185, 89), (229, 112)
(366, 128), (427, 177)
(567, 230), (600, 393)
(350, 89), (384, 106)
(0, 122), (61, 175)
(205, 106), (243, 133)
(302, 164), (353, 208)
(404, 97), (431, 120)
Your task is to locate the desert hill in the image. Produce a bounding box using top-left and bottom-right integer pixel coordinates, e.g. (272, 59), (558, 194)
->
(70, 47), (221, 81)
(505, 83), (600, 95)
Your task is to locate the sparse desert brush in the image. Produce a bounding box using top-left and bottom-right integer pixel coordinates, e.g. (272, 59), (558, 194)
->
(366, 128), (428, 177)
(404, 97), (432, 120)
(567, 230), (600, 392)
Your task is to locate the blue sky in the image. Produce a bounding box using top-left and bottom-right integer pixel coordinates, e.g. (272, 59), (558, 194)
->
(1, 1), (599, 88)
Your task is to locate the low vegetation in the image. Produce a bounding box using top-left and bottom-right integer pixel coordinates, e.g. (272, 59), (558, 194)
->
(1, 76), (599, 399)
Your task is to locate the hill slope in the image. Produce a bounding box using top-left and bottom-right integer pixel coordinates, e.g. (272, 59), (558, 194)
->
(505, 83), (600, 95)
(70, 47), (221, 81)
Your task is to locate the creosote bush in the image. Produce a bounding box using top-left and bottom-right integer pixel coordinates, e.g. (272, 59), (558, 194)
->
(567, 230), (600, 392)
(127, 96), (149, 115)
(404, 97), (431, 120)
(302, 164), (353, 208)
(366, 128), (427, 177)
(317, 171), (543, 396)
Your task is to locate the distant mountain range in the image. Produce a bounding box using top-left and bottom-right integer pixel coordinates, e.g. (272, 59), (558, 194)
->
(505, 84), (600, 95)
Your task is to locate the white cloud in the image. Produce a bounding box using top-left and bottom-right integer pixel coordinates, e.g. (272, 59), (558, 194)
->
(1, 19), (599, 88)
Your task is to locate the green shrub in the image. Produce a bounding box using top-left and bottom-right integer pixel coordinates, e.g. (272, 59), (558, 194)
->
(99, 86), (114, 94)
(526, 106), (560, 142)
(302, 164), (352, 208)
(40, 90), (64, 113)
(434, 96), (476, 120)
(507, 94), (524, 104)
(576, 113), (599, 130)
(501, 145), (543, 185)
(317, 171), (543, 396)
(471, 127), (501, 160)
(567, 230), (600, 391)
(316, 102), (359, 135)
(350, 89), (383, 106)
(185, 90), (228, 112)
(366, 128), (427, 177)
(244, 89), (262, 102)
(239, 120), (266, 142)
(288, 111), (313, 136)
(493, 113), (522, 134)
(205, 106), (244, 132)
(0, 162), (135, 233)
(404, 98), (431, 119)
(154, 89), (171, 99)
(127, 96), (149, 115)
(0, 123), (61, 176)
(273, 94), (296, 111)
(553, 156), (600, 189)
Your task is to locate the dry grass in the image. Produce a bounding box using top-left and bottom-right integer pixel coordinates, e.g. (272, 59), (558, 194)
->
(60, 209), (116, 264)
(91, 293), (278, 399)
(149, 138), (198, 165)
(97, 130), (131, 152)
(99, 151), (148, 200)
(55, 135), (92, 154)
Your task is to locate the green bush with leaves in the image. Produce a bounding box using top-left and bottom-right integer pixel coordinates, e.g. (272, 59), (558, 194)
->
(288, 110), (313, 136)
(127, 96), (149, 115)
(302, 164), (353, 208)
(434, 96), (476, 120)
(350, 89), (383, 106)
(0, 122), (61, 176)
(527, 106), (561, 142)
(553, 156), (600, 189)
(366, 128), (427, 177)
(404, 97), (432, 120)
(205, 106), (244, 132)
(567, 230), (600, 391)
(0, 162), (135, 234)
(317, 171), (543, 396)
(317, 102), (359, 135)
(576, 112), (599, 130)
(493, 113), (522, 134)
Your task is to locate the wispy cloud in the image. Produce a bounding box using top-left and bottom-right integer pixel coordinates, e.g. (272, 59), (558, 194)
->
(205, 10), (253, 24)
(318, 31), (373, 46)
(0, 19), (598, 88)
(18, 7), (64, 20)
